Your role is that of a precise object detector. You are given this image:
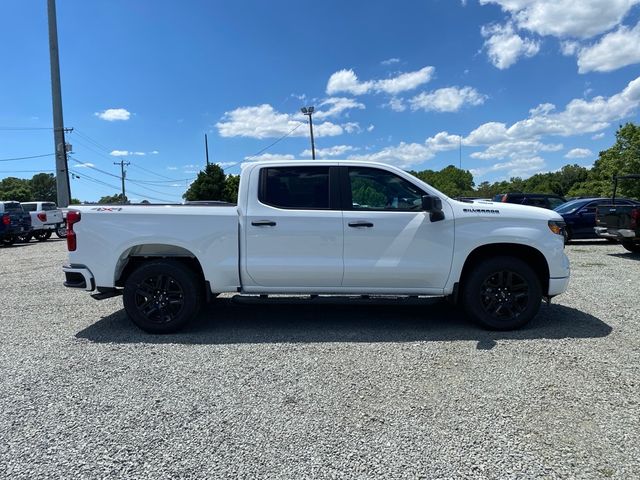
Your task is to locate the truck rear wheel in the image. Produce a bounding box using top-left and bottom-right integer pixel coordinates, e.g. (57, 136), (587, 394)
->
(461, 256), (542, 330)
(123, 260), (204, 334)
(622, 242), (640, 253)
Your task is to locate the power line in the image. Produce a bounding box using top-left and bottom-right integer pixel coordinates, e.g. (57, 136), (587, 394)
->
(0, 153), (55, 162)
(0, 127), (53, 131)
(0, 171), (55, 175)
(129, 162), (178, 180)
(68, 156), (121, 179)
(244, 123), (304, 161)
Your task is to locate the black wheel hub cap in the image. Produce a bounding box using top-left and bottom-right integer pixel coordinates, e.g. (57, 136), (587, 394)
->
(480, 270), (529, 319)
(134, 274), (185, 324)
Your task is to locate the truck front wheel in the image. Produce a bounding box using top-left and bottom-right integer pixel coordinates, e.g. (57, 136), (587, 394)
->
(461, 256), (542, 330)
(123, 260), (204, 334)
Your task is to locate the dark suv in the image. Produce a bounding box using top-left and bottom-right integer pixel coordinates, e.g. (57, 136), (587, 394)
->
(493, 193), (566, 210)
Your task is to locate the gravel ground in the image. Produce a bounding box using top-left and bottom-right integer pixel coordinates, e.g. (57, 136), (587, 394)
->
(0, 239), (638, 479)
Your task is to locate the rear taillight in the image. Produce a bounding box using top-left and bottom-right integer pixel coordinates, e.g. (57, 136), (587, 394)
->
(631, 208), (640, 230)
(501, 194), (507, 202)
(2, 214), (10, 225)
(37, 212), (47, 222)
(66, 210), (81, 251)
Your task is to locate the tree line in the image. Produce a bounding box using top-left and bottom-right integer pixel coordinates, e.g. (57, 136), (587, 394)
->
(2, 123), (638, 204)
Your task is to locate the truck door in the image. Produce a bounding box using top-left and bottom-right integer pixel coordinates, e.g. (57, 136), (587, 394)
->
(341, 166), (454, 291)
(243, 166), (344, 288)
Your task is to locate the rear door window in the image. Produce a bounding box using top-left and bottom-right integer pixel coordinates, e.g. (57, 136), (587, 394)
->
(42, 203), (58, 211)
(22, 203), (37, 212)
(259, 167), (330, 209)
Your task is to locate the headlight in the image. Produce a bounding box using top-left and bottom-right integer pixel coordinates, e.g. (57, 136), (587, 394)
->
(548, 220), (566, 236)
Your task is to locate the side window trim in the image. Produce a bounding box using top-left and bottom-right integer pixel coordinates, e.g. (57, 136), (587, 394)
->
(257, 166), (341, 211)
(342, 166), (427, 212)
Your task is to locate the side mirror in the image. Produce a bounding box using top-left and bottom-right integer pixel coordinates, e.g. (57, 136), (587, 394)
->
(422, 195), (444, 222)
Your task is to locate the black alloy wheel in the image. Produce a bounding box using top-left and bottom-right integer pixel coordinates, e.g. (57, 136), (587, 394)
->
(134, 274), (185, 324)
(479, 270), (530, 320)
(123, 260), (203, 333)
(461, 256), (542, 330)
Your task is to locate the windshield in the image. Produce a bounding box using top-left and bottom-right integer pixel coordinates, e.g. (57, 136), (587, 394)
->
(554, 199), (586, 214)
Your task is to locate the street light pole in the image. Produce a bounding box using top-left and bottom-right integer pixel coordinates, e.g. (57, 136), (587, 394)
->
(301, 106), (316, 160)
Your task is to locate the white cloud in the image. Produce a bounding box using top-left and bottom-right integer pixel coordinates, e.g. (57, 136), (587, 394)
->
(410, 86), (487, 112)
(74, 162), (95, 168)
(381, 57), (401, 66)
(560, 40), (579, 56)
(326, 66), (435, 95)
(565, 148), (593, 158)
(301, 145), (356, 158)
(244, 153), (295, 162)
(110, 150), (130, 157)
(216, 104), (343, 139)
(592, 132), (605, 139)
(342, 122), (362, 134)
(461, 76), (640, 161)
(109, 150), (155, 157)
(326, 69), (374, 95)
(481, 22), (540, 69)
(314, 97), (365, 120)
(470, 157), (546, 179)
(94, 108), (131, 121)
(167, 166), (178, 170)
(348, 142), (434, 169)
(479, 0), (640, 39)
(577, 22), (640, 73)
(367, 124), (375, 132)
(470, 140), (562, 160)
(384, 97), (406, 112)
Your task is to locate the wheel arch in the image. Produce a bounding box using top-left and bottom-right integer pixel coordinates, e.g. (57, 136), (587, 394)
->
(114, 244), (207, 292)
(459, 243), (550, 296)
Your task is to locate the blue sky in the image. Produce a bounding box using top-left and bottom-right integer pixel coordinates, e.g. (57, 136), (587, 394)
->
(1, 0), (640, 202)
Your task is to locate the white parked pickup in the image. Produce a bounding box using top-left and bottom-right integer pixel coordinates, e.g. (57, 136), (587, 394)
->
(63, 160), (570, 333)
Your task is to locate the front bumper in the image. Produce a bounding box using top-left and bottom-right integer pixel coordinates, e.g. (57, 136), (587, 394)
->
(63, 264), (95, 291)
(548, 276), (570, 296)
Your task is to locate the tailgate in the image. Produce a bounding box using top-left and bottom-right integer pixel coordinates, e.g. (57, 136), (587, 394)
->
(45, 210), (63, 224)
(596, 205), (632, 229)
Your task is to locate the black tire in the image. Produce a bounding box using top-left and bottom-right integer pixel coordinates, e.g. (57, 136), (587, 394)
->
(16, 232), (32, 243)
(622, 242), (640, 253)
(563, 228), (570, 244)
(55, 223), (67, 238)
(461, 256), (542, 330)
(34, 231), (51, 242)
(2, 236), (15, 246)
(123, 260), (204, 334)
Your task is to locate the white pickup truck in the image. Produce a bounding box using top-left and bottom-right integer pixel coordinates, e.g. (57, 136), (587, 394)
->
(63, 160), (570, 333)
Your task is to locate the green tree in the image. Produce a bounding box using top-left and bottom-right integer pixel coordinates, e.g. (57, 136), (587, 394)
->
(223, 174), (240, 203)
(0, 177), (32, 202)
(183, 164), (226, 201)
(98, 193), (128, 204)
(30, 173), (57, 202)
(571, 123), (640, 199)
(411, 165), (474, 197)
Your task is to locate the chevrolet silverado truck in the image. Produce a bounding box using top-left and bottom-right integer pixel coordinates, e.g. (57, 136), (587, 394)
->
(594, 174), (640, 253)
(63, 161), (570, 333)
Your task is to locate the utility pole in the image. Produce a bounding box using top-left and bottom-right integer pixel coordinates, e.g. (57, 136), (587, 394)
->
(47, 0), (70, 207)
(301, 106), (316, 160)
(459, 134), (462, 169)
(113, 160), (130, 204)
(205, 134), (210, 167)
